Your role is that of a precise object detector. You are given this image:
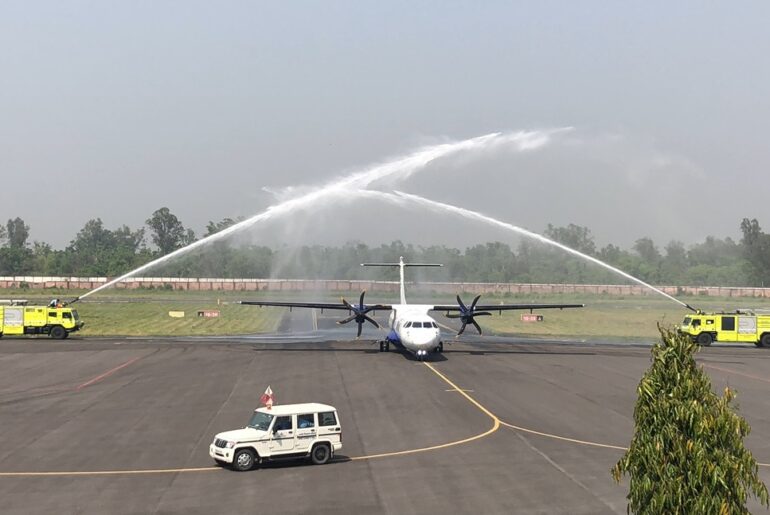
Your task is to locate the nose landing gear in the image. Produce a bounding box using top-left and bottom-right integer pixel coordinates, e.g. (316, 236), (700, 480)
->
(378, 340), (390, 352)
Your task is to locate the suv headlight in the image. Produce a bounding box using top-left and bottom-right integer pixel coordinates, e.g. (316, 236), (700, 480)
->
(225, 441), (236, 448)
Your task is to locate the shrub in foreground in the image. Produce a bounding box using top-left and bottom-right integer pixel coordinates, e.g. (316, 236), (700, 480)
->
(612, 327), (768, 514)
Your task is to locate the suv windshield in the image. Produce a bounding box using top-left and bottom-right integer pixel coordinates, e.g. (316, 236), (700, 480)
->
(247, 411), (274, 431)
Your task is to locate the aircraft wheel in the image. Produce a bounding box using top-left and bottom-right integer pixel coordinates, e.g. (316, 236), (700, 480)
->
(437, 341), (444, 353)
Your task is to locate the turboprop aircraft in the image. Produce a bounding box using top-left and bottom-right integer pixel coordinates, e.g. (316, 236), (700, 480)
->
(239, 257), (584, 360)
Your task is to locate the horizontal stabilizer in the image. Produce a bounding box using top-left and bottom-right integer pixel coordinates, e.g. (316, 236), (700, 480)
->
(361, 262), (443, 267)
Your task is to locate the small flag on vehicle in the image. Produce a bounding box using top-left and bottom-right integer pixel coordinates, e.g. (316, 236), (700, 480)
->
(260, 385), (274, 409)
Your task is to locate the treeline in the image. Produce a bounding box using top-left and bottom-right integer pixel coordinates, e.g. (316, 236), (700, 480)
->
(1, 208), (770, 287)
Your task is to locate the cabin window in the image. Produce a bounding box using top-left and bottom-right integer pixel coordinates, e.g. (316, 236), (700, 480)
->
(721, 317), (736, 331)
(297, 414), (315, 428)
(49, 311), (57, 318)
(319, 411), (337, 426)
(62, 312), (72, 320)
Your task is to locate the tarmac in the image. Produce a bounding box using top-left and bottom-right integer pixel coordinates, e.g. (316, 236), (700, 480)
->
(2, 330), (770, 514)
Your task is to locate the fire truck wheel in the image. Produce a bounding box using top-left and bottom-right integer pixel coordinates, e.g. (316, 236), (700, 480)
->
(761, 334), (770, 348)
(50, 326), (66, 340)
(697, 332), (712, 346)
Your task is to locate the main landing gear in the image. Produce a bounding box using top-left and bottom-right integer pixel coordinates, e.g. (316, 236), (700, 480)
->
(378, 340), (390, 352)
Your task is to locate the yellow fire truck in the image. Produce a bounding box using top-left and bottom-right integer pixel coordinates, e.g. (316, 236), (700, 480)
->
(680, 310), (770, 347)
(0, 300), (84, 339)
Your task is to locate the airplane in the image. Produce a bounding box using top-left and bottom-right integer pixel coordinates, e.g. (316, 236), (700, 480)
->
(239, 257), (584, 360)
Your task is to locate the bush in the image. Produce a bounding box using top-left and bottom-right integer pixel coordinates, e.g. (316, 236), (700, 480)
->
(612, 327), (768, 514)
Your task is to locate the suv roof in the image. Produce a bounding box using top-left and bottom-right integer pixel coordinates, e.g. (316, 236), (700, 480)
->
(255, 403), (335, 416)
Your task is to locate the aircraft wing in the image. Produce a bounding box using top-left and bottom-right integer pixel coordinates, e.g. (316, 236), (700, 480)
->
(431, 302), (584, 313)
(238, 300), (393, 311)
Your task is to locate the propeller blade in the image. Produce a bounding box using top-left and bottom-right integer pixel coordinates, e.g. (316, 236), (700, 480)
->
(356, 322), (363, 338)
(470, 294), (482, 310)
(359, 290), (366, 309)
(363, 315), (380, 328)
(342, 298), (354, 310)
(472, 320), (482, 334)
(456, 294), (467, 311)
(458, 322), (467, 335)
(337, 314), (357, 324)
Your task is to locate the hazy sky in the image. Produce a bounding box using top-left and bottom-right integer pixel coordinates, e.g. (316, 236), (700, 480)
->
(3, 1), (769, 250)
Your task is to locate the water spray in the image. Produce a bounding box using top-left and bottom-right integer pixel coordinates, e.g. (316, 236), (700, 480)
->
(76, 129), (569, 300)
(353, 189), (693, 309)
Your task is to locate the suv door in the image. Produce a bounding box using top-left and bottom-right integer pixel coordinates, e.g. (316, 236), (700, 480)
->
(295, 413), (317, 452)
(269, 415), (296, 455)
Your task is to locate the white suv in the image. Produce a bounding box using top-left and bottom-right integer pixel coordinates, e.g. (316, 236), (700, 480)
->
(209, 403), (343, 471)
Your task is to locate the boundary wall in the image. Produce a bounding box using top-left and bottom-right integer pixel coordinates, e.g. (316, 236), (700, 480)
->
(0, 277), (769, 298)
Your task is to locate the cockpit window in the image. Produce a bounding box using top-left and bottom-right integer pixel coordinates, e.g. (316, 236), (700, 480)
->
(405, 322), (412, 328)
(431, 322), (438, 328)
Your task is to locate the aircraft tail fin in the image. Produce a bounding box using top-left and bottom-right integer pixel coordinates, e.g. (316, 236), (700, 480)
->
(361, 258), (443, 305)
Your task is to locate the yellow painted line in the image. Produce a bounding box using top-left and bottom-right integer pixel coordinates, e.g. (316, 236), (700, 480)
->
(0, 467), (220, 477)
(499, 420), (627, 451)
(351, 362), (499, 461)
(0, 361), (500, 476)
(3, 360), (767, 476)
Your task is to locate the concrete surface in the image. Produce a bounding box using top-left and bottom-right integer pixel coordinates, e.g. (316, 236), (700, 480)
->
(1, 334), (770, 514)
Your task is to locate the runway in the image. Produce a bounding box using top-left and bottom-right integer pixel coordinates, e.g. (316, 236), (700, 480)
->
(2, 335), (770, 514)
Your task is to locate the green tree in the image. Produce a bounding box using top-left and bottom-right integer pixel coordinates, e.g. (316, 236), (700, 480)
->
(6, 217), (30, 248)
(544, 223), (596, 255)
(146, 207), (187, 255)
(613, 328), (768, 514)
(740, 218), (770, 286)
(0, 218), (33, 274)
(205, 217), (244, 236)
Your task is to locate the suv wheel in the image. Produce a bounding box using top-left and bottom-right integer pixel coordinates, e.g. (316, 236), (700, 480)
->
(232, 449), (256, 471)
(50, 326), (66, 340)
(311, 444), (331, 465)
(697, 332), (712, 346)
(761, 334), (770, 348)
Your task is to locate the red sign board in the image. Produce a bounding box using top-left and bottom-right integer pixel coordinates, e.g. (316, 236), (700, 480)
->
(521, 314), (544, 322)
(197, 310), (220, 318)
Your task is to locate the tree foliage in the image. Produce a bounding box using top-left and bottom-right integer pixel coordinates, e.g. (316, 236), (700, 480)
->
(740, 218), (770, 286)
(612, 327), (768, 514)
(0, 214), (768, 285)
(146, 207), (188, 255)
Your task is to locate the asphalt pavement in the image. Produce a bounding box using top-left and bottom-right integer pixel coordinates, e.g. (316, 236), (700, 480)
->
(2, 330), (770, 514)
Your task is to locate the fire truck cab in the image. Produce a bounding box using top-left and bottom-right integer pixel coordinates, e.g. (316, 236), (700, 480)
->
(680, 310), (770, 347)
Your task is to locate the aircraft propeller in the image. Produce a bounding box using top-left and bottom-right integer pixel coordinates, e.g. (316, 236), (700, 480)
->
(337, 290), (380, 338)
(446, 294), (492, 335)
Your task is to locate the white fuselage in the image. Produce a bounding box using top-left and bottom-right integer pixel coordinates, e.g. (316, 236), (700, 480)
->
(387, 304), (442, 354)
